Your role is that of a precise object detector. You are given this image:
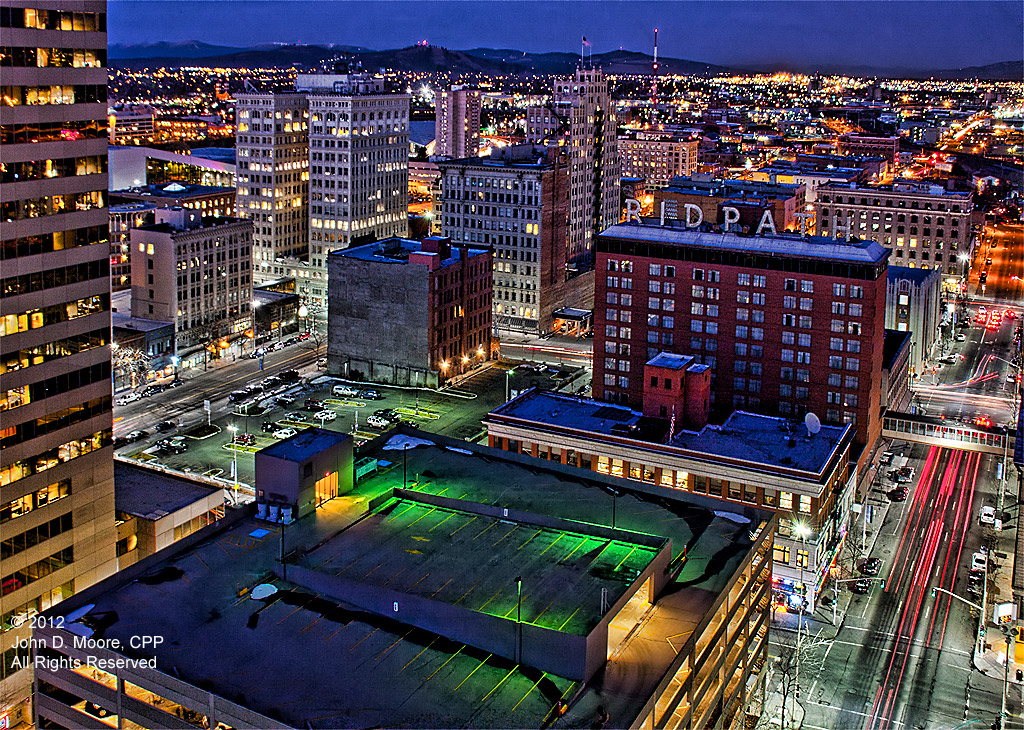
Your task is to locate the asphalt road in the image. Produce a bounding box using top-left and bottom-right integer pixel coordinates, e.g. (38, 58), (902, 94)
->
(970, 222), (1024, 304)
(794, 444), (1014, 730)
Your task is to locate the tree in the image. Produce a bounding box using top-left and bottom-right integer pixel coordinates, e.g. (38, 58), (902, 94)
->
(301, 328), (326, 359)
(113, 345), (151, 390)
(188, 318), (230, 369)
(757, 628), (833, 730)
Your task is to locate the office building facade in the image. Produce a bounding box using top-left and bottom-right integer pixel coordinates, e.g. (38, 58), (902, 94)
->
(434, 84), (480, 159)
(235, 92), (310, 281)
(0, 2), (116, 724)
(815, 181), (973, 277)
(885, 265), (943, 375)
(593, 222), (889, 450)
(302, 72), (410, 266)
(653, 176), (807, 233)
(617, 130), (699, 186)
(438, 146), (571, 334)
(130, 208), (253, 347)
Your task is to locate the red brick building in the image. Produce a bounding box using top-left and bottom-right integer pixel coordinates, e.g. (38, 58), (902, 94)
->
(594, 221), (889, 451)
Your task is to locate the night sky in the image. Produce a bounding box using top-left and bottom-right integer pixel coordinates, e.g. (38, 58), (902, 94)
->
(109, 1), (1022, 71)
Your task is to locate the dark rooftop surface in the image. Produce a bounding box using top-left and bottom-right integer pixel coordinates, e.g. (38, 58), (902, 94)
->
(888, 264), (942, 284)
(113, 181), (234, 197)
(114, 461), (223, 519)
(883, 328), (913, 370)
(600, 221), (890, 265)
(329, 236), (487, 266)
(646, 352), (697, 370)
(256, 426), (350, 462)
(301, 494), (662, 636)
(58, 433), (770, 729)
(493, 390), (851, 475)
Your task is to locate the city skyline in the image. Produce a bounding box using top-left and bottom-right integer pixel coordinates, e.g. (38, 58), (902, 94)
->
(107, 0), (1024, 72)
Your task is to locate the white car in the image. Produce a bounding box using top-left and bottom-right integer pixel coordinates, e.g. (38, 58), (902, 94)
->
(332, 385), (358, 397)
(366, 415), (392, 429)
(955, 333), (966, 342)
(116, 393), (142, 406)
(980, 506), (996, 526)
(972, 552), (988, 572)
(273, 428), (297, 439)
(315, 410), (337, 422)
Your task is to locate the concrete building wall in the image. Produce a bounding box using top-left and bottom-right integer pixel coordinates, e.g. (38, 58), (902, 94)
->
(885, 267), (943, 374)
(326, 257), (432, 383)
(434, 85), (481, 159)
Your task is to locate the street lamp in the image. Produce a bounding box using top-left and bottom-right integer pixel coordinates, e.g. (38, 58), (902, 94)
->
(505, 370), (514, 402)
(515, 576), (523, 664)
(171, 355), (180, 381)
(793, 522), (812, 730)
(298, 304), (309, 334)
(227, 424), (239, 505)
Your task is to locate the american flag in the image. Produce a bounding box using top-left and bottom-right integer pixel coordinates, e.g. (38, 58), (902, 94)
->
(582, 37), (591, 47)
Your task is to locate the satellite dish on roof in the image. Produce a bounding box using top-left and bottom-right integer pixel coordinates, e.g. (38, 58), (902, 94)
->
(805, 412), (822, 436)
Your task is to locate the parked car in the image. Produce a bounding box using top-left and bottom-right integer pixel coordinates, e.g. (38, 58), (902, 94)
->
(273, 428), (297, 439)
(304, 398), (327, 411)
(849, 579), (872, 594)
(880, 451), (895, 465)
(279, 369), (300, 383)
(895, 466), (915, 483)
(317, 357), (327, 369)
(373, 408), (398, 421)
(261, 421), (280, 433)
(971, 552), (987, 572)
(126, 430), (148, 442)
(360, 389), (384, 400)
(116, 393), (142, 406)
(956, 333), (967, 342)
(333, 384), (359, 397)
(285, 336), (300, 346)
(980, 505), (996, 526)
(232, 433), (257, 446)
(168, 379), (184, 388)
(155, 420), (176, 433)
(274, 396), (295, 407)
(940, 355), (957, 365)
(298, 332), (312, 341)
(314, 409), (337, 422)
(858, 557), (882, 576)
(887, 487), (908, 502)
(229, 391), (249, 403)
(967, 568), (985, 585)
(366, 415), (392, 429)
(112, 436), (131, 449)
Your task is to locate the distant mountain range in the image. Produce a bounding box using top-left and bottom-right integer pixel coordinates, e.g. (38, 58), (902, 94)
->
(108, 42), (1023, 80)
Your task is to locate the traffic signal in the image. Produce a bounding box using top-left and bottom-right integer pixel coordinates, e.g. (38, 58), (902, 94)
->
(880, 580), (886, 591)
(930, 588), (936, 598)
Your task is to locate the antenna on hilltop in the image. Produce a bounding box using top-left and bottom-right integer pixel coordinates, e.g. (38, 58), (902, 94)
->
(805, 412), (822, 437)
(650, 28), (660, 111)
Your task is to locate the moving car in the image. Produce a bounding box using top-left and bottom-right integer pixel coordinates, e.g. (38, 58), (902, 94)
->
(298, 332), (312, 341)
(229, 391), (249, 403)
(168, 379), (184, 388)
(112, 436), (131, 449)
(956, 333), (967, 342)
(980, 505), (996, 526)
(273, 428), (297, 439)
(117, 393), (142, 406)
(126, 430), (148, 442)
(155, 420), (176, 433)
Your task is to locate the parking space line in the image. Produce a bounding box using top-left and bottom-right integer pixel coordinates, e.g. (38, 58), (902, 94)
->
(374, 635), (406, 662)
(516, 529), (542, 551)
(477, 589), (503, 612)
(349, 627), (378, 653)
(401, 638), (436, 671)
(362, 562), (384, 579)
(406, 506), (436, 528)
(429, 578), (453, 598)
(473, 522), (497, 540)
(481, 668), (517, 703)
(424, 646), (463, 683)
(557, 607), (582, 631)
(537, 533), (563, 558)
(408, 572), (430, 590)
(614, 546), (638, 571)
(510, 672), (548, 713)
(454, 655), (492, 692)
(453, 583), (478, 605)
(387, 503), (419, 523)
(429, 512), (457, 532)
(449, 516), (477, 537)
(560, 535), (590, 563)
(278, 604), (305, 625)
(492, 525), (518, 547)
